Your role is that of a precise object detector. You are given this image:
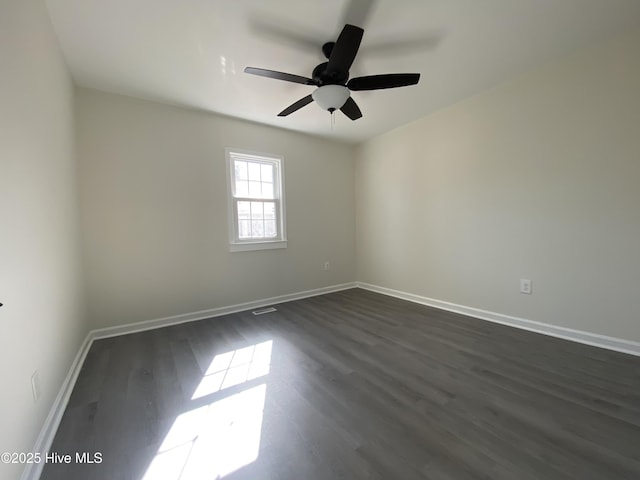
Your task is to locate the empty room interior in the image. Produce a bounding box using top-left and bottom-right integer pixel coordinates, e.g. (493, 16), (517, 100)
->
(2, 0), (640, 479)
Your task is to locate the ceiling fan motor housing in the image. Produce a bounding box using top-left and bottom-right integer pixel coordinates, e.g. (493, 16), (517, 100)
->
(312, 61), (349, 86)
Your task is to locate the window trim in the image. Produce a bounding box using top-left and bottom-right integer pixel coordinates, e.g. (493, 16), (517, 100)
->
(225, 148), (287, 252)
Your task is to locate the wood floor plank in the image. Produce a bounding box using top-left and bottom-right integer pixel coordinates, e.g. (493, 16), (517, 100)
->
(41, 288), (640, 480)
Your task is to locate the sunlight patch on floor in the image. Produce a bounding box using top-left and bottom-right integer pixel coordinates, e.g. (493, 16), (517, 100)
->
(192, 340), (272, 400)
(142, 340), (273, 480)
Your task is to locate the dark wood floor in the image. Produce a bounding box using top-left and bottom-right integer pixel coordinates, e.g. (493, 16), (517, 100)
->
(42, 288), (640, 480)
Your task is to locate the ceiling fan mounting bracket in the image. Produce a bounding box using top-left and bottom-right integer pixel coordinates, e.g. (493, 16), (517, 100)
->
(322, 41), (335, 59)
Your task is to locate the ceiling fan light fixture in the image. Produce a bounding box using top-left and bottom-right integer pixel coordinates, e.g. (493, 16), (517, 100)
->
(312, 85), (350, 112)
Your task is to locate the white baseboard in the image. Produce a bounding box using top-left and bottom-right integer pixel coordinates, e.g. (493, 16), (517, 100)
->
(22, 282), (357, 479)
(356, 282), (640, 357)
(21, 332), (94, 480)
(91, 282), (357, 340)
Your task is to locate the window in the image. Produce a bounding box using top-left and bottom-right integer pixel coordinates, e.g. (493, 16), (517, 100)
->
(226, 149), (286, 252)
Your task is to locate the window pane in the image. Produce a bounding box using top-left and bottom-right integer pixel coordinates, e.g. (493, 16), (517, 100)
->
(238, 220), (251, 239)
(248, 181), (261, 198)
(264, 220), (276, 237)
(251, 220), (264, 237)
(248, 162), (261, 181)
(261, 164), (273, 183)
(264, 202), (275, 219)
(235, 180), (248, 198)
(251, 202), (264, 219)
(238, 201), (250, 219)
(261, 182), (274, 199)
(234, 161), (248, 181)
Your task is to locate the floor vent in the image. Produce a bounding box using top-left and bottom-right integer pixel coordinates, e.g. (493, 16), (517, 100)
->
(252, 306), (277, 316)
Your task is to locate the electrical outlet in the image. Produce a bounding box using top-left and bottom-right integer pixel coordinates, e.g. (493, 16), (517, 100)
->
(324, 261), (330, 271)
(31, 371), (40, 402)
(520, 279), (532, 295)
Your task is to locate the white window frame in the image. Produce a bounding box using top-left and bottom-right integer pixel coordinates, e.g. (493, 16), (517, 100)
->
(225, 148), (287, 252)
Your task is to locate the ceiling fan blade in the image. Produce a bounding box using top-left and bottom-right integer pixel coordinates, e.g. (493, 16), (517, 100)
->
(347, 73), (420, 91)
(340, 97), (363, 121)
(341, 0), (376, 28)
(327, 24), (364, 74)
(361, 32), (442, 56)
(249, 15), (323, 54)
(278, 95), (314, 117)
(244, 67), (316, 85)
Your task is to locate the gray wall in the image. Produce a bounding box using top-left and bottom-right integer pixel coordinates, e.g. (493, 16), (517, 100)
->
(355, 27), (640, 342)
(76, 89), (356, 329)
(0, 1), (86, 478)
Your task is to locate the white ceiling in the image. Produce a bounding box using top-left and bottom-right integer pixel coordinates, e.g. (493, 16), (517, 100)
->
(45, 0), (640, 144)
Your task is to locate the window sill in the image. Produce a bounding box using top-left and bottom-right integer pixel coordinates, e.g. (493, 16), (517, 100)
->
(229, 240), (287, 252)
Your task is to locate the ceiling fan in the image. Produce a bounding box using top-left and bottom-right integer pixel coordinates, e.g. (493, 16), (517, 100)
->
(244, 23), (420, 121)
